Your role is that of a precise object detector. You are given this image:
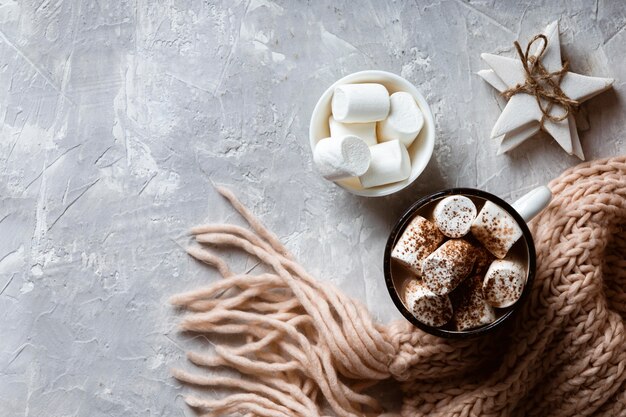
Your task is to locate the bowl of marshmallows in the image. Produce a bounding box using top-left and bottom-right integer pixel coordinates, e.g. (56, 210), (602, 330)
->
(309, 70), (435, 197)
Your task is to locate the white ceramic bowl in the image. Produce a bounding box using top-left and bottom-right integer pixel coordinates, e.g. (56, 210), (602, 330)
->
(309, 70), (435, 197)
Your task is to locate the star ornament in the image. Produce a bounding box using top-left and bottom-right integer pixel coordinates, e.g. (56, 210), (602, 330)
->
(478, 20), (614, 160)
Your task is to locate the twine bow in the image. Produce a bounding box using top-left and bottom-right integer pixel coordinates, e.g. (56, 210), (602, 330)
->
(502, 34), (579, 126)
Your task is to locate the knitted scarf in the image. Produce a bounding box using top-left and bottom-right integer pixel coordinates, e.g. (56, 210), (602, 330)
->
(170, 155), (626, 417)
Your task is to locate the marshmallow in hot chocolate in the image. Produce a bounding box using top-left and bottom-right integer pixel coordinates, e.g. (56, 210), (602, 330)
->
(470, 201), (523, 259)
(433, 195), (477, 238)
(391, 215), (444, 276)
(473, 245), (495, 276)
(404, 280), (453, 327)
(454, 274), (496, 331)
(422, 239), (476, 295)
(482, 259), (526, 308)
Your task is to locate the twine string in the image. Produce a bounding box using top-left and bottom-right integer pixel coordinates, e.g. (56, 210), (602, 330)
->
(502, 34), (579, 127)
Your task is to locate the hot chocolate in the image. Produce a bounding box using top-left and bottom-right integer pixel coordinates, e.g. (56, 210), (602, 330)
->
(391, 194), (530, 331)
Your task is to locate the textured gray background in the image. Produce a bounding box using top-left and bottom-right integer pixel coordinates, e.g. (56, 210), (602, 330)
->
(1, 0), (625, 415)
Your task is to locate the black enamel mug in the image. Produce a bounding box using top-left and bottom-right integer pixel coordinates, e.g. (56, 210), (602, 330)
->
(383, 186), (552, 338)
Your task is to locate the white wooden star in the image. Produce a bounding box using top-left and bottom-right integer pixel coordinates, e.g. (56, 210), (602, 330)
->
(478, 20), (613, 160)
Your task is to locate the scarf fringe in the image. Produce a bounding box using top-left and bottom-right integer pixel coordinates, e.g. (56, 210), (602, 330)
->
(170, 186), (396, 417)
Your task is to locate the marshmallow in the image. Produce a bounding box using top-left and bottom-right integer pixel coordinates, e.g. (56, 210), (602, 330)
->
(422, 239), (476, 295)
(482, 259), (526, 308)
(433, 195), (477, 238)
(404, 279), (453, 327)
(473, 245), (495, 276)
(392, 215), (445, 276)
(377, 92), (424, 147)
(454, 275), (497, 331)
(329, 116), (377, 147)
(313, 135), (371, 181)
(359, 140), (411, 188)
(470, 201), (523, 259)
(332, 83), (390, 123)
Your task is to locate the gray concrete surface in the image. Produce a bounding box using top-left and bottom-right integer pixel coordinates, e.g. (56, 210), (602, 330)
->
(1, 0), (625, 415)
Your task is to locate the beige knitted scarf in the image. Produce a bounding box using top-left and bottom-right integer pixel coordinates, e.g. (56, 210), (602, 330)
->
(170, 155), (626, 417)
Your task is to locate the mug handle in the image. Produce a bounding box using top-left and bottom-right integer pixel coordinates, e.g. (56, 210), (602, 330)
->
(512, 186), (552, 223)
